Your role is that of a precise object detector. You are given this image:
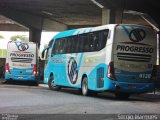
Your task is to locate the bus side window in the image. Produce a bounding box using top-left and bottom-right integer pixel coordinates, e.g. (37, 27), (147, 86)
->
(88, 33), (94, 52)
(97, 31), (103, 50)
(99, 30), (108, 50)
(84, 33), (89, 52)
(51, 39), (60, 55)
(78, 35), (85, 52)
(67, 38), (72, 53)
(76, 35), (80, 53)
(83, 34), (89, 52)
(59, 39), (63, 54)
(71, 37), (76, 53)
(55, 40), (60, 54)
(49, 40), (54, 48)
(92, 33), (99, 51)
(51, 41), (56, 56)
(63, 38), (67, 54)
(96, 30), (108, 51)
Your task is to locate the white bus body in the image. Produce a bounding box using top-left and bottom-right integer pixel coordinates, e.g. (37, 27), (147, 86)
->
(5, 41), (38, 82)
(43, 24), (157, 97)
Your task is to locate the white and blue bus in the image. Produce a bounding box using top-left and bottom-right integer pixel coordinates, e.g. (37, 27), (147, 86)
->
(42, 24), (157, 98)
(5, 41), (39, 85)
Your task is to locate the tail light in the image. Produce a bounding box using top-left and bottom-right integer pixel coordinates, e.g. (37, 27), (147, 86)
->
(107, 61), (116, 80)
(6, 63), (10, 74)
(32, 64), (37, 75)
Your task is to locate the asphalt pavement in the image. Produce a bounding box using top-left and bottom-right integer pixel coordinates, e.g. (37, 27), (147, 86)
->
(0, 81), (160, 120)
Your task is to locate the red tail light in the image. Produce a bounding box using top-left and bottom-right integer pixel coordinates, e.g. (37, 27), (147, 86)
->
(32, 64), (37, 75)
(6, 63), (10, 74)
(107, 61), (116, 80)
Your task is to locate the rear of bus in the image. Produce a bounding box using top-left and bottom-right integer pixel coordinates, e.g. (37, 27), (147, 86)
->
(111, 24), (157, 93)
(5, 41), (38, 82)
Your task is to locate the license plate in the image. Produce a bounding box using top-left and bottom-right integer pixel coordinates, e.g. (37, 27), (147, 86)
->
(18, 76), (23, 78)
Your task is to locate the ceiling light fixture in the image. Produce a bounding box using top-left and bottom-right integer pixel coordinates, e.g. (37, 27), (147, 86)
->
(91, 0), (104, 8)
(42, 11), (53, 16)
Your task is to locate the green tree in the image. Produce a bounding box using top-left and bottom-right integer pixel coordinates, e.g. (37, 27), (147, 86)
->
(0, 35), (4, 40)
(10, 35), (29, 42)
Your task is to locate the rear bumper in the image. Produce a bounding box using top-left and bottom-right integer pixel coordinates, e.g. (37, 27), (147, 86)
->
(5, 73), (37, 81)
(108, 81), (154, 93)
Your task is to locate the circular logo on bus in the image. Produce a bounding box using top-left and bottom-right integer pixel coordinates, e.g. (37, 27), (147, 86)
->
(17, 43), (29, 51)
(129, 28), (146, 42)
(67, 58), (78, 84)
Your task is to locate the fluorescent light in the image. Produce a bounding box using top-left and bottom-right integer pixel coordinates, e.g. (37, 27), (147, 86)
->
(91, 0), (104, 8)
(141, 15), (159, 31)
(124, 10), (159, 31)
(124, 10), (144, 15)
(42, 11), (53, 16)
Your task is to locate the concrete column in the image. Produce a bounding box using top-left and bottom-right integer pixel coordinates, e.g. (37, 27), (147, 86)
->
(43, 19), (67, 31)
(29, 28), (42, 48)
(158, 31), (160, 65)
(102, 8), (110, 25)
(102, 8), (123, 25)
(115, 9), (123, 24)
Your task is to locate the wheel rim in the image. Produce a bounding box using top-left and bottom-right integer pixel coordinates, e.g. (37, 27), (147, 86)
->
(50, 77), (54, 88)
(82, 80), (87, 95)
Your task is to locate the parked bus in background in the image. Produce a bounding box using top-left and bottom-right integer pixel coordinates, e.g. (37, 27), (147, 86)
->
(5, 41), (39, 85)
(42, 24), (157, 98)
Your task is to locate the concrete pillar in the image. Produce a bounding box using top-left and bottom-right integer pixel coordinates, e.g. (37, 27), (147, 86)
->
(158, 32), (160, 65)
(102, 9), (110, 25)
(102, 8), (123, 25)
(29, 28), (42, 48)
(43, 19), (67, 31)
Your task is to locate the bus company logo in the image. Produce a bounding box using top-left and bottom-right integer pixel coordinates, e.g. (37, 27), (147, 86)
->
(67, 58), (78, 84)
(16, 43), (29, 51)
(129, 28), (146, 42)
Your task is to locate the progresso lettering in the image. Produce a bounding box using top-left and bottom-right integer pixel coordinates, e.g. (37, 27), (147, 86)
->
(10, 53), (34, 57)
(116, 45), (153, 53)
(52, 58), (64, 63)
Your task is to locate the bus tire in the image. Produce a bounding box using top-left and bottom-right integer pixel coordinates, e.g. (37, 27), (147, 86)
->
(115, 93), (130, 99)
(34, 81), (39, 86)
(81, 77), (89, 96)
(48, 75), (61, 91)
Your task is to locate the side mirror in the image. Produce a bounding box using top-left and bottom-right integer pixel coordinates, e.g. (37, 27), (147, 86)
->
(42, 47), (49, 59)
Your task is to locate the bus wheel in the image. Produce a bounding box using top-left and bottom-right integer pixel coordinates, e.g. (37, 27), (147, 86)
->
(31, 81), (39, 86)
(34, 81), (39, 86)
(48, 75), (61, 91)
(115, 93), (130, 99)
(81, 77), (89, 96)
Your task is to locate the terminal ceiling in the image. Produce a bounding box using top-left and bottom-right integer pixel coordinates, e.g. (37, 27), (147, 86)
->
(0, 0), (160, 30)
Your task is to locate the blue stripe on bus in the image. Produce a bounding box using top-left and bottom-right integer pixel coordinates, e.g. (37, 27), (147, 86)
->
(78, 53), (84, 70)
(121, 25), (130, 35)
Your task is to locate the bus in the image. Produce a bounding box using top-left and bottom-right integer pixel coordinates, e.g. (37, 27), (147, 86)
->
(5, 41), (39, 85)
(42, 24), (157, 98)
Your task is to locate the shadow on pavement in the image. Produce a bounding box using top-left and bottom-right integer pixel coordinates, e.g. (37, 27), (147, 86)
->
(55, 87), (160, 102)
(0, 79), (38, 86)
